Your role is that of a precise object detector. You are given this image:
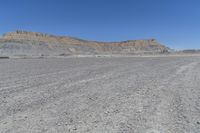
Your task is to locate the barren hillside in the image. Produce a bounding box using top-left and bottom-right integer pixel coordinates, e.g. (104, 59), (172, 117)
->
(0, 31), (170, 57)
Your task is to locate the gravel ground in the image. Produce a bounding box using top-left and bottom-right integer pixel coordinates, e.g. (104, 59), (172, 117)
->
(0, 56), (200, 133)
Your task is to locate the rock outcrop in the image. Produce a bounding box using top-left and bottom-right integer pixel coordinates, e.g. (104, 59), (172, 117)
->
(0, 30), (170, 56)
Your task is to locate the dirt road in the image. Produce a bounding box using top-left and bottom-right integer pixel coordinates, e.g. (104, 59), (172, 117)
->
(0, 56), (200, 133)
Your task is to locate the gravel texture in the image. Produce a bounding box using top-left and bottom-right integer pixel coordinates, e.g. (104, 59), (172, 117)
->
(0, 56), (200, 133)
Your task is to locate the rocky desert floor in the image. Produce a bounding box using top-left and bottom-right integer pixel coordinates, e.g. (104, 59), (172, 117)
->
(0, 56), (200, 133)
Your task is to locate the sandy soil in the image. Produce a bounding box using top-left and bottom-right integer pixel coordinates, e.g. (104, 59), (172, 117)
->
(0, 56), (200, 133)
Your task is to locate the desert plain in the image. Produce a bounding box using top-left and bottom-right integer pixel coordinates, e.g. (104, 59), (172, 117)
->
(0, 56), (200, 133)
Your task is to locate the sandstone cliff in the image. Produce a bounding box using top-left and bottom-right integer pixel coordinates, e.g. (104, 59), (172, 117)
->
(0, 31), (170, 56)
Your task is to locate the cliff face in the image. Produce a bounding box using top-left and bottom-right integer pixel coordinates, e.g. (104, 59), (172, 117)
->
(0, 31), (170, 56)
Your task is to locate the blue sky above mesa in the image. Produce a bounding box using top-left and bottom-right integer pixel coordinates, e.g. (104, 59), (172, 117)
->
(0, 0), (200, 49)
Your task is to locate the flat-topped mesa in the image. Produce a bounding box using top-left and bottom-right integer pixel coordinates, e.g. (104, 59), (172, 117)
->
(0, 30), (170, 56)
(2, 30), (161, 45)
(2, 30), (61, 42)
(2, 31), (90, 45)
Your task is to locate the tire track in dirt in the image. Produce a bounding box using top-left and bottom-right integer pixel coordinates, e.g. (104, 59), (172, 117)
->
(1, 57), (200, 133)
(146, 61), (200, 133)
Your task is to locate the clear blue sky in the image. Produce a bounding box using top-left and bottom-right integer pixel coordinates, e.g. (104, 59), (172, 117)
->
(0, 0), (200, 49)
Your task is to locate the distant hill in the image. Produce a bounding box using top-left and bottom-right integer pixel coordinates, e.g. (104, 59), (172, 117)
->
(180, 49), (200, 54)
(0, 30), (170, 57)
